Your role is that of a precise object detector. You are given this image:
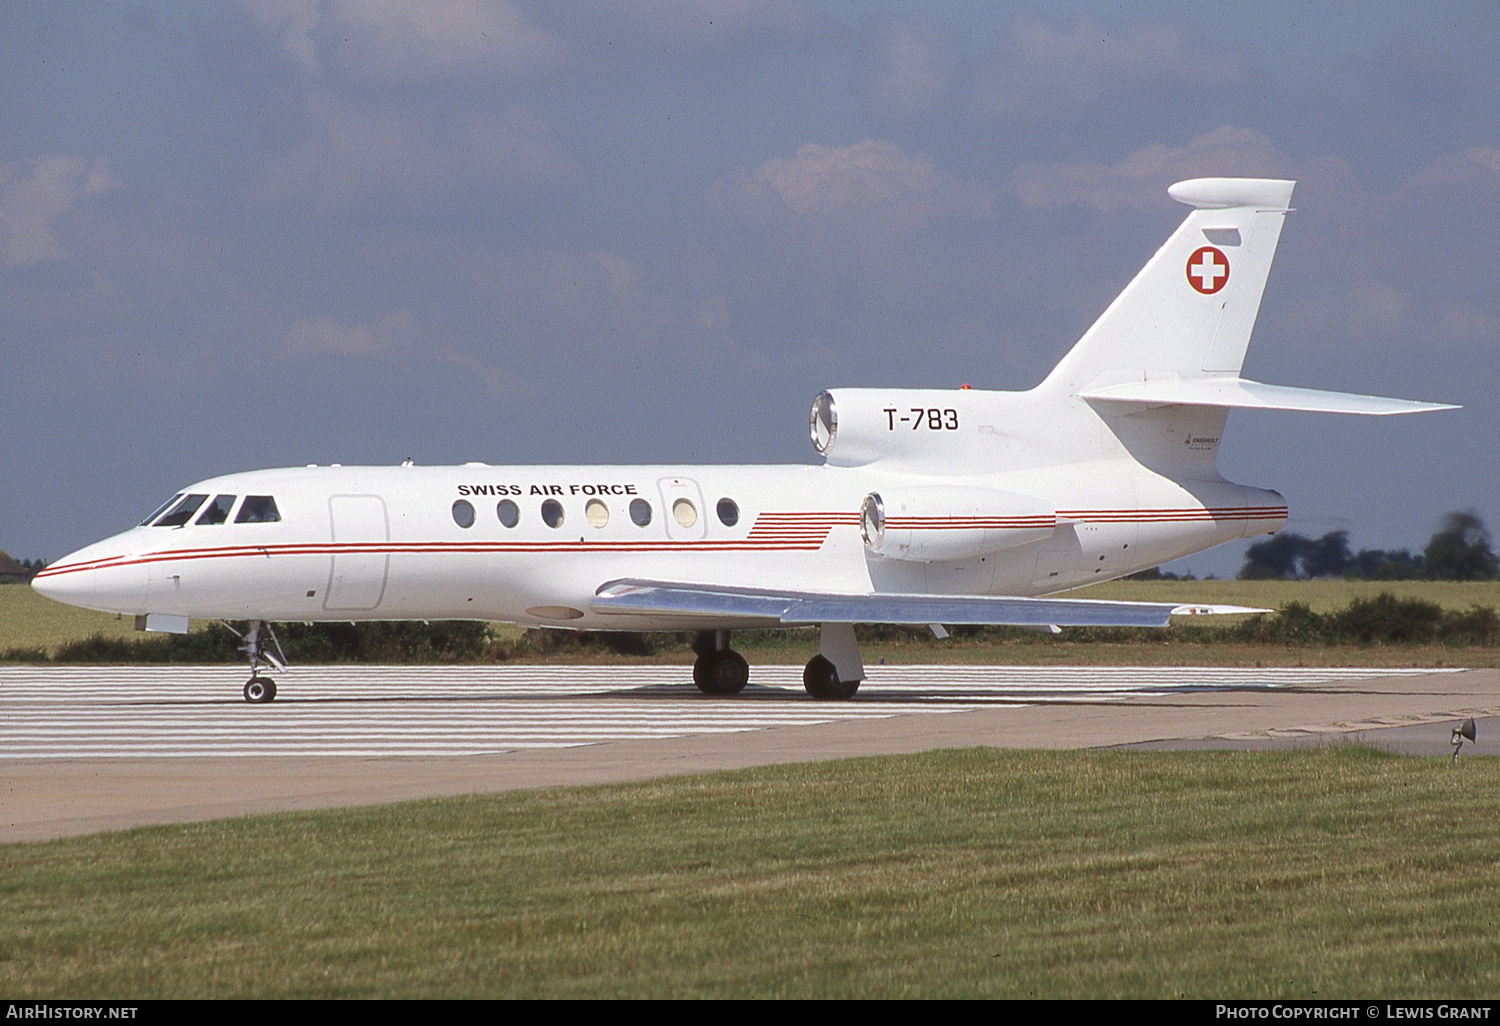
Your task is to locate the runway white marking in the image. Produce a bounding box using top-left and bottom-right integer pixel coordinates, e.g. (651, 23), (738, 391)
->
(0, 665), (1457, 759)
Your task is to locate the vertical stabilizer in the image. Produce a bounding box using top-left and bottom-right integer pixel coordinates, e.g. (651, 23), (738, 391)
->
(1041, 178), (1295, 396)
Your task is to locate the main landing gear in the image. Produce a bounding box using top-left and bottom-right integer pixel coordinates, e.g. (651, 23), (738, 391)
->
(221, 620), (287, 703)
(692, 630), (750, 695)
(802, 655), (860, 700)
(690, 624), (864, 700)
(804, 622), (863, 700)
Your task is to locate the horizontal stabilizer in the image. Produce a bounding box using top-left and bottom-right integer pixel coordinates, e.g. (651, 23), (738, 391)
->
(594, 579), (1267, 629)
(1081, 377), (1459, 416)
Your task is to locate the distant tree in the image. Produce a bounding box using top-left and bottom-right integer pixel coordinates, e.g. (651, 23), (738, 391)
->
(1239, 533), (1309, 579)
(1423, 511), (1500, 581)
(1350, 548), (1424, 580)
(1240, 529), (1367, 580)
(1125, 566), (1182, 581)
(1300, 530), (1352, 578)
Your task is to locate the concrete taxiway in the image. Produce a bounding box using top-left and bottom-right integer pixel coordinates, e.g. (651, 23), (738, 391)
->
(2, 664), (1495, 843)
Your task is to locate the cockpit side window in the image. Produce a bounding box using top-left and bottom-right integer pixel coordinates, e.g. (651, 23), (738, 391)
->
(235, 496), (281, 523)
(195, 494), (237, 526)
(153, 494), (209, 528)
(140, 494), (183, 527)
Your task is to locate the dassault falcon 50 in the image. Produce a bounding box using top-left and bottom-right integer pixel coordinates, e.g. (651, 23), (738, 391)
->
(34, 178), (1456, 702)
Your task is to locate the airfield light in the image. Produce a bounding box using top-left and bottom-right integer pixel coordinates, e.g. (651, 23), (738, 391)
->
(1451, 718), (1477, 763)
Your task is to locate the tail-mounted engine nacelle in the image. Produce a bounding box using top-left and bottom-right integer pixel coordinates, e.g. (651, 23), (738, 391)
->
(860, 486), (1056, 563)
(810, 388), (999, 468)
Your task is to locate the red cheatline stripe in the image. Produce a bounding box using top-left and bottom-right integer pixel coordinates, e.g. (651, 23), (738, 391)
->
(886, 517), (1055, 529)
(1058, 506), (1286, 523)
(35, 506), (1290, 578)
(36, 539), (843, 576)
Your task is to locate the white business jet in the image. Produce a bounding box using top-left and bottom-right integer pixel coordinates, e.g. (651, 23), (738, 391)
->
(33, 178), (1456, 702)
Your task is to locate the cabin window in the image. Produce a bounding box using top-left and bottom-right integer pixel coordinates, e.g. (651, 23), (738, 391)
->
(629, 498), (652, 527)
(541, 499), (565, 529)
(585, 498), (609, 528)
(195, 495), (237, 526)
(672, 498), (698, 528)
(497, 499), (519, 528)
(716, 498), (740, 527)
(452, 499), (475, 528)
(153, 494), (208, 528)
(235, 495), (281, 523)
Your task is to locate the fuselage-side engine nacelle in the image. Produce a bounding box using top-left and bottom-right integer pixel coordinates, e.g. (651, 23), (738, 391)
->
(860, 486), (1056, 563)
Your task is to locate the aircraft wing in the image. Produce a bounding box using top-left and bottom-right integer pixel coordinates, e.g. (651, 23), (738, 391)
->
(592, 579), (1267, 629)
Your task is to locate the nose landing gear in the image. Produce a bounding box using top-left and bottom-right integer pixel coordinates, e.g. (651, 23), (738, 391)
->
(222, 620), (287, 703)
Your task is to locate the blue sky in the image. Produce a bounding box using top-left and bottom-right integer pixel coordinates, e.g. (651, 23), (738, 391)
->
(3, 1), (1497, 576)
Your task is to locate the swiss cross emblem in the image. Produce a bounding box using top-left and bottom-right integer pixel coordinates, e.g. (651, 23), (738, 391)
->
(1186, 246), (1230, 294)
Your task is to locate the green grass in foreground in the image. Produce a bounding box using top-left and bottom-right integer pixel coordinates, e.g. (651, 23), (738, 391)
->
(4, 747), (1500, 998)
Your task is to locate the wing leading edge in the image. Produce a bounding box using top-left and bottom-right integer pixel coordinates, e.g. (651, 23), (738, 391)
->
(592, 579), (1267, 629)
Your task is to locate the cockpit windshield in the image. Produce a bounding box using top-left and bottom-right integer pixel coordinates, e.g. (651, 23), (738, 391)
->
(195, 494), (236, 526)
(141, 492), (281, 527)
(152, 494), (209, 528)
(140, 494), (183, 527)
(235, 496), (281, 523)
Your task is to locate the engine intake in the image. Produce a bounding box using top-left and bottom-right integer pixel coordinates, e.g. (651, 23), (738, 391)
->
(809, 388), (1003, 467)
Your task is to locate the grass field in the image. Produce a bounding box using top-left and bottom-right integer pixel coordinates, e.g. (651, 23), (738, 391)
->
(1087, 578), (1500, 614)
(3, 746), (1499, 998)
(7, 579), (1500, 666)
(0, 584), (142, 651)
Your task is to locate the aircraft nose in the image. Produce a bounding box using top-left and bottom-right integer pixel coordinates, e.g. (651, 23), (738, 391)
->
(30, 537), (145, 614)
(31, 559), (97, 608)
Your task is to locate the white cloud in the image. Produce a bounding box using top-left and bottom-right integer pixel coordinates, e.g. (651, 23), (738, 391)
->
(238, 0), (321, 73)
(973, 13), (1243, 119)
(463, 247), (669, 349)
(0, 155), (120, 266)
(722, 139), (993, 229)
(281, 312), (405, 358)
(238, 0), (565, 79)
(249, 93), (576, 215)
(1010, 127), (1290, 211)
(858, 17), (960, 120)
(1262, 146), (1500, 357)
(1437, 302), (1500, 345)
(279, 308), (537, 396)
(573, 0), (814, 51)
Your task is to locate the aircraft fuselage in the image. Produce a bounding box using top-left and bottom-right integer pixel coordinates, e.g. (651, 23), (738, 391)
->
(35, 458), (1282, 631)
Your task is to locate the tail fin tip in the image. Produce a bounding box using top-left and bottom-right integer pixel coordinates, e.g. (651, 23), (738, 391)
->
(1168, 177), (1295, 210)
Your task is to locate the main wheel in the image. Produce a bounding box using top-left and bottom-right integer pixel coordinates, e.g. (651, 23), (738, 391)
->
(693, 649), (750, 695)
(244, 676), (278, 703)
(803, 655), (859, 700)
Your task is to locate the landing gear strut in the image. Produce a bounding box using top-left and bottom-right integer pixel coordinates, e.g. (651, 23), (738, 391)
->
(222, 620), (287, 703)
(692, 629), (749, 695)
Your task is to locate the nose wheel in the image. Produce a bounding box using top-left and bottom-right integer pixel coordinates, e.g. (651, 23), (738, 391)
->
(244, 676), (278, 703)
